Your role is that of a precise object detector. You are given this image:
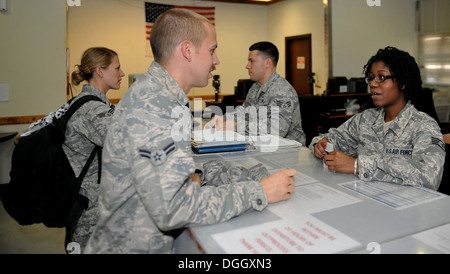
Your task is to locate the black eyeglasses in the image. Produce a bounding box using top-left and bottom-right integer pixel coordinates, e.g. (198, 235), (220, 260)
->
(365, 75), (395, 84)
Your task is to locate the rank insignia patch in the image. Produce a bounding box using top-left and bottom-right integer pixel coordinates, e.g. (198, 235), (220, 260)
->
(431, 137), (445, 151)
(139, 142), (176, 166)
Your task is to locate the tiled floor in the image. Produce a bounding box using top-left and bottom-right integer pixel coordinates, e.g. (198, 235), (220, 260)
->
(0, 133), (67, 254)
(0, 195), (66, 254)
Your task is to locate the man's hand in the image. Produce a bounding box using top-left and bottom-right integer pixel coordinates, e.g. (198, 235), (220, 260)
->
(206, 115), (236, 131)
(260, 169), (297, 203)
(191, 173), (202, 186)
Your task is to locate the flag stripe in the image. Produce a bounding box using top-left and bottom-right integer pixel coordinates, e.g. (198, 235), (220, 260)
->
(174, 5), (215, 11)
(145, 2), (215, 41)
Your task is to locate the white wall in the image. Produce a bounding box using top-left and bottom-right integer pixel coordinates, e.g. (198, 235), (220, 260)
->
(67, 0), (329, 97)
(268, 0), (326, 95)
(331, 0), (418, 78)
(67, 0), (268, 99)
(0, 0), (422, 124)
(0, 0), (66, 120)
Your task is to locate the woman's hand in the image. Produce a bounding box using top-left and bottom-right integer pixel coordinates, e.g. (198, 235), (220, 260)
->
(313, 138), (330, 159)
(324, 151), (357, 174)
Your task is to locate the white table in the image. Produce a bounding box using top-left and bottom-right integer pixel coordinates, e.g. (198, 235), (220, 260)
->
(174, 147), (450, 254)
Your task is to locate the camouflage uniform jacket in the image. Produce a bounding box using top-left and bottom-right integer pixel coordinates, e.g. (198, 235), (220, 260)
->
(309, 102), (445, 190)
(226, 72), (306, 145)
(84, 62), (267, 254)
(63, 84), (114, 249)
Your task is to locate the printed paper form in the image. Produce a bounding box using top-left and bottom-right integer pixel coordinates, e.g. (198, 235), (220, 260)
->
(340, 180), (444, 210)
(192, 129), (246, 142)
(211, 178), (362, 253)
(267, 182), (361, 218)
(412, 224), (450, 253)
(211, 215), (360, 254)
(252, 152), (310, 169)
(224, 156), (262, 169)
(248, 135), (302, 152)
(269, 168), (318, 186)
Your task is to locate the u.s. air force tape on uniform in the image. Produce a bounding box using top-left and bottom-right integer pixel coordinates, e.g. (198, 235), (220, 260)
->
(138, 141), (176, 166)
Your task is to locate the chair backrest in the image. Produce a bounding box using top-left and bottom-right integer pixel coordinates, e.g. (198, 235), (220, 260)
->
(298, 95), (322, 147)
(411, 88), (440, 123)
(438, 140), (450, 195)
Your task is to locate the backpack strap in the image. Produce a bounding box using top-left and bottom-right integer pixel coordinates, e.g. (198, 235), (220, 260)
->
(64, 95), (104, 122)
(64, 95), (109, 183)
(96, 146), (102, 184)
(77, 145), (100, 180)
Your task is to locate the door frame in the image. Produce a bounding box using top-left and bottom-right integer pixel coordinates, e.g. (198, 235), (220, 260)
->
(285, 34), (313, 96)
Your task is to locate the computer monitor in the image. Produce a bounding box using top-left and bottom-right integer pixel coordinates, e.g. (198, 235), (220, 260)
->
(327, 77), (348, 94)
(348, 77), (367, 93)
(235, 79), (254, 100)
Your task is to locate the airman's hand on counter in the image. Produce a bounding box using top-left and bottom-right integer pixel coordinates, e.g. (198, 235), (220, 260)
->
(260, 168), (297, 203)
(206, 115), (236, 131)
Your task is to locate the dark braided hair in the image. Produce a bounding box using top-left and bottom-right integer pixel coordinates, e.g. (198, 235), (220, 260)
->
(363, 46), (422, 102)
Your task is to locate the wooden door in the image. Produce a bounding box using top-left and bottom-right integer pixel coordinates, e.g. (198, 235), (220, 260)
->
(286, 34), (312, 96)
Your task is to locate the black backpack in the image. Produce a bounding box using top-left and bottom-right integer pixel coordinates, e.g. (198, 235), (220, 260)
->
(1, 95), (104, 228)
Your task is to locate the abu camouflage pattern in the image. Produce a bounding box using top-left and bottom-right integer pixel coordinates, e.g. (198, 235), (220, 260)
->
(309, 102), (445, 190)
(202, 160), (270, 187)
(63, 84), (115, 251)
(84, 62), (268, 254)
(225, 72), (306, 145)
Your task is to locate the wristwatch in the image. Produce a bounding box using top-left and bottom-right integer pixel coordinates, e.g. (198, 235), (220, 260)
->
(195, 169), (203, 177)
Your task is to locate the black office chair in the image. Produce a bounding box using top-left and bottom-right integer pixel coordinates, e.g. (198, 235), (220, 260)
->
(298, 95), (322, 147)
(221, 95), (238, 114)
(411, 88), (440, 123)
(438, 142), (450, 195)
(411, 87), (450, 134)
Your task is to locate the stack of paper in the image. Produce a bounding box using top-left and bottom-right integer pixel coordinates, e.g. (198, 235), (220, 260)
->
(191, 130), (302, 154)
(248, 135), (302, 152)
(191, 130), (249, 154)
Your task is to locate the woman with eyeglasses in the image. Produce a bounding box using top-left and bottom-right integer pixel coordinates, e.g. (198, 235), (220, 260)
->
(309, 46), (445, 191)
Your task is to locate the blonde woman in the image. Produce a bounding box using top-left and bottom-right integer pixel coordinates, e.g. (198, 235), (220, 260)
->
(64, 47), (124, 252)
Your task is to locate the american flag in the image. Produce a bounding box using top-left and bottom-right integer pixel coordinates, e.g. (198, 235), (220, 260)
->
(145, 2), (215, 41)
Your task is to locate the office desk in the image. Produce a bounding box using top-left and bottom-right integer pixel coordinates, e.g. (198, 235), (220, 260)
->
(0, 132), (17, 143)
(174, 147), (450, 254)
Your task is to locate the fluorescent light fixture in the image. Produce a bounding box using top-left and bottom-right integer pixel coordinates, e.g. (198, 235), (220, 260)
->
(424, 37), (442, 42)
(425, 64), (443, 70)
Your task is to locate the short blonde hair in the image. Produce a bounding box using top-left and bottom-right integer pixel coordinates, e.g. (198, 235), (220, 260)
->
(150, 8), (212, 63)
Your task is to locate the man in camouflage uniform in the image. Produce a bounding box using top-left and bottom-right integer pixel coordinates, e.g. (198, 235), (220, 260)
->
(84, 9), (296, 254)
(210, 42), (306, 145)
(310, 47), (445, 191)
